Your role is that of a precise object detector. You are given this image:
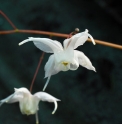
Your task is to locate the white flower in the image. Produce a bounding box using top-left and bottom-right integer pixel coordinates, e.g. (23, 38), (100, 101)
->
(19, 29), (96, 91)
(0, 87), (60, 124)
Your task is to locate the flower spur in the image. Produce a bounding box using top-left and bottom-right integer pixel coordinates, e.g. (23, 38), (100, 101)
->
(19, 29), (96, 91)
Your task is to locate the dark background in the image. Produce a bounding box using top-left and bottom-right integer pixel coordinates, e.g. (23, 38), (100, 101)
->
(0, 0), (122, 124)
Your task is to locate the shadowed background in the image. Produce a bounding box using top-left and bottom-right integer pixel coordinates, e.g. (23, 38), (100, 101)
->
(0, 0), (122, 124)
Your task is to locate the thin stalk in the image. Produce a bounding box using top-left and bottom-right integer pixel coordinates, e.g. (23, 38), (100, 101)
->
(29, 52), (45, 93)
(0, 11), (17, 29)
(87, 38), (122, 50)
(35, 112), (39, 124)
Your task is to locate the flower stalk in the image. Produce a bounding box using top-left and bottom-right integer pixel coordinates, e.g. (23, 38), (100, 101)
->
(30, 52), (45, 93)
(0, 10), (17, 29)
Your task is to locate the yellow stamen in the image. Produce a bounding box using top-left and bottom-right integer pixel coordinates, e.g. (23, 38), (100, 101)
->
(62, 62), (68, 66)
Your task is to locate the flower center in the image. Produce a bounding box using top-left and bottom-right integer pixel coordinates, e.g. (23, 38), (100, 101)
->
(25, 110), (32, 115)
(62, 62), (69, 66)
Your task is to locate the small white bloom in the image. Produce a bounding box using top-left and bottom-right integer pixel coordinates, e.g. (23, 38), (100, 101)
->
(19, 29), (96, 91)
(0, 87), (60, 123)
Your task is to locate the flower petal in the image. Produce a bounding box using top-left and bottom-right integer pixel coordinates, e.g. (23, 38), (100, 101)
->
(44, 54), (62, 91)
(69, 54), (79, 70)
(74, 50), (96, 72)
(54, 47), (74, 64)
(0, 94), (14, 106)
(14, 87), (31, 94)
(34, 92), (60, 114)
(34, 92), (60, 102)
(0, 93), (23, 106)
(70, 62), (79, 70)
(19, 37), (63, 53)
(63, 29), (95, 50)
(63, 38), (69, 49)
(44, 55), (60, 78)
(0, 87), (32, 107)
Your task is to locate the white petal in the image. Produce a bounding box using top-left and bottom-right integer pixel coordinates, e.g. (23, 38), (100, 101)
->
(44, 55), (60, 78)
(34, 92), (60, 102)
(69, 54), (79, 70)
(63, 29), (88, 49)
(19, 37), (63, 53)
(63, 38), (69, 49)
(44, 54), (60, 91)
(0, 88), (31, 106)
(74, 50), (96, 72)
(44, 54), (62, 91)
(54, 48), (74, 64)
(0, 94), (14, 106)
(43, 54), (65, 91)
(0, 93), (23, 106)
(15, 87), (31, 94)
(34, 92), (60, 114)
(69, 62), (79, 70)
(63, 29), (95, 49)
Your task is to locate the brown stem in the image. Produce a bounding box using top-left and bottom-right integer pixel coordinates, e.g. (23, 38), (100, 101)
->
(0, 11), (122, 50)
(30, 52), (45, 92)
(0, 30), (17, 34)
(67, 28), (79, 38)
(0, 29), (68, 37)
(0, 11), (17, 30)
(18, 29), (68, 38)
(0, 29), (122, 50)
(87, 38), (122, 50)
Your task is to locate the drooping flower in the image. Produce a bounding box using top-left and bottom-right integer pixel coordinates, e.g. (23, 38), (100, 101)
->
(0, 87), (60, 124)
(19, 29), (96, 91)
